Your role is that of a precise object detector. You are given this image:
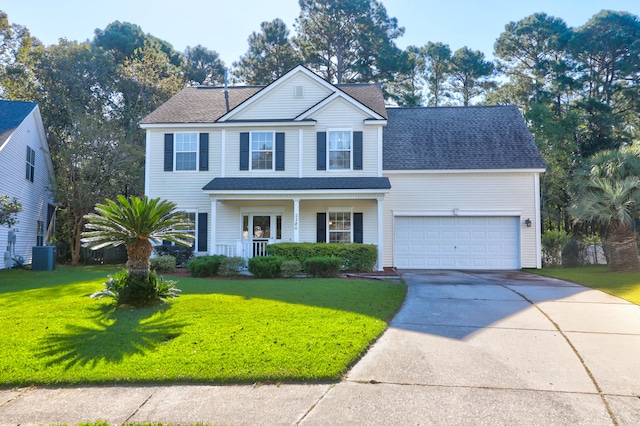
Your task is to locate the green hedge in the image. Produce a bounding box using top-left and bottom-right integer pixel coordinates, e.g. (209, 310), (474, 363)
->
(248, 255), (284, 278)
(267, 242), (377, 272)
(187, 255), (226, 277)
(304, 257), (341, 278)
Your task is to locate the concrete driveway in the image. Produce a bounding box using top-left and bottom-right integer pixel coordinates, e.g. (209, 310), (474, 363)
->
(1, 270), (639, 425)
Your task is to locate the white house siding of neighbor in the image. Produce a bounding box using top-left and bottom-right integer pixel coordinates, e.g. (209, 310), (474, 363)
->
(0, 100), (56, 269)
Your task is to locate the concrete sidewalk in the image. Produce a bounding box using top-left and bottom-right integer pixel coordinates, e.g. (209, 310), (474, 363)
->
(1, 270), (639, 425)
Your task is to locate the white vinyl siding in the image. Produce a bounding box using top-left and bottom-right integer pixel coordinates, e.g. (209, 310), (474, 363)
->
(230, 73), (333, 121)
(0, 106), (55, 269)
(383, 172), (540, 269)
(303, 98), (380, 177)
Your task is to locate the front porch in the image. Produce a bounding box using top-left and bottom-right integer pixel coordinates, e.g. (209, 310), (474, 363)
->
(202, 177), (391, 270)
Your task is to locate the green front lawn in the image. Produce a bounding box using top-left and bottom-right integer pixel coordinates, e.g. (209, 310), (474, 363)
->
(529, 266), (640, 305)
(0, 266), (406, 386)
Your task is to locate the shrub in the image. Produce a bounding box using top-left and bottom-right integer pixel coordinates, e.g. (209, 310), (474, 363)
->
(341, 245), (377, 272)
(281, 259), (302, 278)
(304, 257), (342, 278)
(268, 242), (377, 272)
(187, 255), (226, 277)
(91, 269), (181, 307)
(150, 255), (176, 273)
(154, 244), (194, 266)
(218, 256), (245, 278)
(248, 255), (284, 278)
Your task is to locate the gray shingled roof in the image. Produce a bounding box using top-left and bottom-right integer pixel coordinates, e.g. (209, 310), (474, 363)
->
(0, 100), (37, 147)
(203, 177), (391, 191)
(383, 105), (546, 170)
(336, 84), (387, 119)
(140, 82), (387, 125)
(140, 86), (262, 124)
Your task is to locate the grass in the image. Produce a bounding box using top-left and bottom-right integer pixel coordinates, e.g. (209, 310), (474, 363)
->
(0, 265), (406, 386)
(528, 265), (640, 305)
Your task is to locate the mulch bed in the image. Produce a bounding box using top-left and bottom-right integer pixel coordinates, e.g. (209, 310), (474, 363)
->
(161, 267), (400, 280)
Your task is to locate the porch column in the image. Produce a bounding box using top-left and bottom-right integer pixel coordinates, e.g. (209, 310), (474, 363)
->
(210, 198), (217, 255)
(220, 130), (226, 177)
(293, 198), (300, 242)
(377, 197), (384, 271)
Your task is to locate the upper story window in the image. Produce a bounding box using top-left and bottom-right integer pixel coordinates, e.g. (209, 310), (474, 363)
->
(328, 130), (351, 170)
(26, 146), (35, 182)
(175, 133), (198, 171)
(251, 132), (274, 170)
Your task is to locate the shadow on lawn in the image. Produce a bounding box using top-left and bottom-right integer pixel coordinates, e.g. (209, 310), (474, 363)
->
(37, 304), (186, 368)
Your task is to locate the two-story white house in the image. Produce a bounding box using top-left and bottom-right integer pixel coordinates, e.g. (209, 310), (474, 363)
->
(0, 100), (56, 269)
(141, 65), (545, 270)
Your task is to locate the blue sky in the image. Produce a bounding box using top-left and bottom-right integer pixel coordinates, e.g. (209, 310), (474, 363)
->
(2, 0), (639, 65)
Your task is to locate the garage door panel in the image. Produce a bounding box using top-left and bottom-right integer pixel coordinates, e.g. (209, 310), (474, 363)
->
(394, 216), (519, 270)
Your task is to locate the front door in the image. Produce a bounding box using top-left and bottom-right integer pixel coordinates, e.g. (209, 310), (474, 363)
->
(242, 214), (282, 257)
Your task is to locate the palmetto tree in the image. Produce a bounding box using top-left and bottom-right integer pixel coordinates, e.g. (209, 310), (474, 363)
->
(81, 195), (194, 278)
(571, 176), (640, 271)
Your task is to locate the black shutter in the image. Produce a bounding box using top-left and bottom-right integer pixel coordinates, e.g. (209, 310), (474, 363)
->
(240, 132), (249, 170)
(199, 133), (209, 171)
(197, 212), (208, 252)
(275, 132), (285, 171)
(316, 213), (326, 243)
(353, 213), (363, 243)
(317, 132), (326, 170)
(164, 134), (174, 171)
(353, 131), (363, 170)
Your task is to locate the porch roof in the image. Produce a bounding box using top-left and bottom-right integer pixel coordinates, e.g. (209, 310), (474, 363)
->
(202, 177), (391, 191)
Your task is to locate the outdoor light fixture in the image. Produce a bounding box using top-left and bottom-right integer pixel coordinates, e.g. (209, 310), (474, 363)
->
(525, 218), (532, 228)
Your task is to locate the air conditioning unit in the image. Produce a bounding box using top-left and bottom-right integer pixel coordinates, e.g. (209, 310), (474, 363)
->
(32, 246), (56, 271)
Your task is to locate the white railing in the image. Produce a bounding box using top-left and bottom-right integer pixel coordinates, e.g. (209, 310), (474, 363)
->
(215, 239), (274, 260)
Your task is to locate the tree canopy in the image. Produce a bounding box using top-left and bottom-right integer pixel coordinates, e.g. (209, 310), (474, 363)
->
(1, 4), (640, 264)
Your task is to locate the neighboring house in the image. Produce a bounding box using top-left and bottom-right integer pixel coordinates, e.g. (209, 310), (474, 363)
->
(140, 65), (545, 270)
(0, 100), (56, 269)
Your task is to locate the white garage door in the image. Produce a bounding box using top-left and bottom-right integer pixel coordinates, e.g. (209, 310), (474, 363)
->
(394, 216), (520, 270)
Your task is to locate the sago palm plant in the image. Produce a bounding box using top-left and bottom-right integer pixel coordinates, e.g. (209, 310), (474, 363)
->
(81, 195), (194, 305)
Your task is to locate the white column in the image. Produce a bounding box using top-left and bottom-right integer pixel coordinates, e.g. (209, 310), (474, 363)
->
(144, 130), (151, 195)
(535, 173), (542, 269)
(210, 199), (217, 255)
(377, 126), (383, 178)
(298, 129), (303, 178)
(377, 197), (384, 271)
(220, 129), (226, 177)
(293, 198), (300, 242)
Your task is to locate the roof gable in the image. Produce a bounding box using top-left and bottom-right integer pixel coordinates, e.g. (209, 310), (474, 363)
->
(223, 68), (335, 121)
(140, 65), (387, 126)
(0, 100), (37, 149)
(383, 105), (546, 170)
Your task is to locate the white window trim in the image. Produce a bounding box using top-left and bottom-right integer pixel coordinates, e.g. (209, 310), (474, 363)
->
(327, 207), (354, 243)
(26, 146), (35, 182)
(327, 129), (353, 171)
(174, 132), (199, 172)
(250, 131), (276, 172)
